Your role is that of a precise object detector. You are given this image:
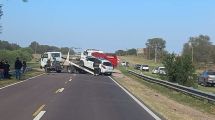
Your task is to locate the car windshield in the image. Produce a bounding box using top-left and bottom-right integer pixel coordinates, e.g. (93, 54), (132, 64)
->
(142, 65), (148, 67)
(208, 71), (215, 75)
(51, 53), (60, 57)
(103, 62), (112, 66)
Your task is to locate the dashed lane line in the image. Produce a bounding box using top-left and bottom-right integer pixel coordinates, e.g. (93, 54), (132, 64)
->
(33, 104), (46, 117)
(33, 111), (46, 120)
(55, 88), (65, 93)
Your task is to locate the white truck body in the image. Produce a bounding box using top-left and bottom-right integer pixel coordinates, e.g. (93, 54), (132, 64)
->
(40, 52), (62, 68)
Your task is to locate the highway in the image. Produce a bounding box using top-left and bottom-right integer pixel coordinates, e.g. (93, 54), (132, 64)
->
(0, 73), (160, 120)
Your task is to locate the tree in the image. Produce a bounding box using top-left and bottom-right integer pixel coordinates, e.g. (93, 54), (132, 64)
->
(115, 50), (126, 56)
(162, 53), (196, 87)
(0, 0), (27, 33)
(29, 41), (39, 54)
(145, 38), (166, 62)
(182, 35), (213, 63)
(127, 48), (137, 55)
(0, 40), (20, 50)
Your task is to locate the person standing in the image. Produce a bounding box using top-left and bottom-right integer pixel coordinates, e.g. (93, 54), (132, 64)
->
(0, 60), (4, 80)
(15, 57), (22, 80)
(93, 58), (101, 76)
(3, 60), (10, 79)
(22, 60), (27, 73)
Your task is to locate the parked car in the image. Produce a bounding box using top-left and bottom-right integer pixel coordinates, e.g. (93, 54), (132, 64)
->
(198, 70), (215, 86)
(121, 61), (129, 67)
(152, 67), (166, 75)
(134, 64), (141, 70)
(140, 65), (149, 71)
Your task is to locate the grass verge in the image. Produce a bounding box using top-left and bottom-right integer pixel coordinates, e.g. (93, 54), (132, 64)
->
(116, 67), (215, 115)
(0, 69), (43, 88)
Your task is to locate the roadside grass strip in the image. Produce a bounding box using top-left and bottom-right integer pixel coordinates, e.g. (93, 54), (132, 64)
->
(0, 73), (45, 90)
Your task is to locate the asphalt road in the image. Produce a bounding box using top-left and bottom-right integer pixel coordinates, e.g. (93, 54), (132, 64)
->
(0, 73), (160, 120)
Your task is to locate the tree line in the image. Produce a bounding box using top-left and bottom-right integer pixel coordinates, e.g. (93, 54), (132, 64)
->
(0, 40), (75, 66)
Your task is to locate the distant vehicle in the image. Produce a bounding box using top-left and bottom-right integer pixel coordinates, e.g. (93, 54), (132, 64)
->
(40, 52), (63, 73)
(152, 67), (166, 75)
(198, 70), (215, 86)
(140, 65), (149, 71)
(121, 61), (129, 67)
(134, 64), (141, 70)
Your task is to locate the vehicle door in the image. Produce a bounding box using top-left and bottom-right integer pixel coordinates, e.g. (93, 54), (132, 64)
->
(87, 57), (95, 69)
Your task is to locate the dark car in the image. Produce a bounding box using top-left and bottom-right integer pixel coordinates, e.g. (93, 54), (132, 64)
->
(198, 70), (215, 86)
(134, 64), (141, 70)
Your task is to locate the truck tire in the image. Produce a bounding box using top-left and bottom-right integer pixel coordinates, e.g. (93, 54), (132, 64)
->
(57, 70), (61, 73)
(67, 66), (75, 74)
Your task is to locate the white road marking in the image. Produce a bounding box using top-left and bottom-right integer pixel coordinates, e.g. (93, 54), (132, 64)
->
(109, 76), (161, 120)
(56, 88), (65, 93)
(33, 111), (46, 120)
(65, 81), (68, 84)
(59, 88), (64, 92)
(33, 104), (46, 117)
(0, 73), (45, 90)
(69, 79), (72, 82)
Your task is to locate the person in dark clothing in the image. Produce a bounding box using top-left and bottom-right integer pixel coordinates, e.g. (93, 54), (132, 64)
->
(3, 60), (10, 79)
(93, 58), (101, 76)
(22, 60), (27, 73)
(0, 60), (4, 80)
(15, 57), (23, 80)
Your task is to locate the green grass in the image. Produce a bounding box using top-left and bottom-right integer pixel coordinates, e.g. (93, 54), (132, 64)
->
(27, 62), (40, 68)
(0, 69), (43, 88)
(119, 66), (215, 115)
(120, 55), (215, 94)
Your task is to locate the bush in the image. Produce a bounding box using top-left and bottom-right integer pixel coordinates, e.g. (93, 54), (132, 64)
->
(0, 48), (33, 66)
(162, 53), (196, 87)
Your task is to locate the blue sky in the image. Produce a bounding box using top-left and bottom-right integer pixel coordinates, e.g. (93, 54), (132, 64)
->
(0, 0), (215, 53)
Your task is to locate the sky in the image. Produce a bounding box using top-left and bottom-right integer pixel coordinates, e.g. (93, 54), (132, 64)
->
(0, 0), (215, 53)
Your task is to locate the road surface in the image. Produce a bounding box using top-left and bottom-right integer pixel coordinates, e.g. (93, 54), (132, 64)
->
(0, 73), (160, 120)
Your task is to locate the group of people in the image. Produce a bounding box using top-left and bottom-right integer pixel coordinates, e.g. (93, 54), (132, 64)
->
(0, 57), (27, 80)
(0, 60), (10, 80)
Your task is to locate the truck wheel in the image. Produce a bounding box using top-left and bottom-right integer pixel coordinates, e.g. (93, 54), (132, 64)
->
(67, 66), (75, 74)
(57, 70), (61, 73)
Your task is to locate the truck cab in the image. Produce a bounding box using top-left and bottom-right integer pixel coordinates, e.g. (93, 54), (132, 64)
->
(40, 52), (62, 72)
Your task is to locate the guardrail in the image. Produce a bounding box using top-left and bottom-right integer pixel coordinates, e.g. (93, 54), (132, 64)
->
(128, 70), (215, 103)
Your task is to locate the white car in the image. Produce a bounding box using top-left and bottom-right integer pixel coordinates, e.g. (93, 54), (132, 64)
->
(140, 65), (149, 71)
(152, 67), (166, 75)
(80, 57), (113, 75)
(99, 59), (114, 75)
